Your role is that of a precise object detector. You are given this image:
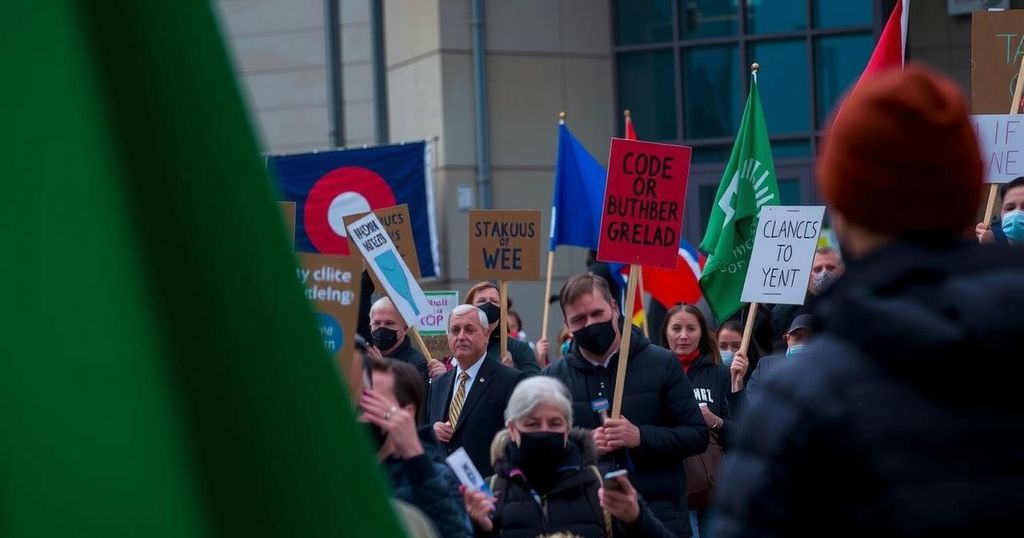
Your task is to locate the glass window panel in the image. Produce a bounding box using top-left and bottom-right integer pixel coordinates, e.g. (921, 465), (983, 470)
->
(813, 0), (872, 29)
(747, 40), (810, 135)
(815, 33), (873, 127)
(691, 145), (733, 164)
(746, 0), (808, 35)
(679, 0), (738, 38)
(617, 50), (678, 140)
(698, 183), (721, 238)
(771, 139), (811, 159)
(778, 177), (801, 205)
(615, 0), (673, 45)
(684, 45), (741, 139)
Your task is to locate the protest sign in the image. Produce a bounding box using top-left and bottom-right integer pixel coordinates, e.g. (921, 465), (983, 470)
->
(279, 201), (297, 244)
(344, 204), (421, 279)
(346, 213), (431, 328)
(445, 448), (492, 495)
(296, 253), (362, 370)
(973, 114), (1024, 182)
(741, 206), (825, 305)
(468, 210), (542, 280)
(420, 291), (459, 336)
(971, 10), (1024, 114)
(597, 138), (692, 269)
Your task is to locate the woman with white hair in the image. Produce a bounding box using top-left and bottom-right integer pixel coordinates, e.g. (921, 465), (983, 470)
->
(462, 376), (673, 537)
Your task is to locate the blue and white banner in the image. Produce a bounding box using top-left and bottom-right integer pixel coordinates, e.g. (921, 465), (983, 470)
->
(269, 141), (440, 277)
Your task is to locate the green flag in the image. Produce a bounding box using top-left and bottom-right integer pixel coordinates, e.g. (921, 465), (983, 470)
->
(1, 1), (403, 536)
(698, 75), (781, 321)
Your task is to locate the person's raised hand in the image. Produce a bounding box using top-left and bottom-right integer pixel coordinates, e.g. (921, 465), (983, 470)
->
(433, 421), (454, 444)
(592, 426), (613, 455)
(599, 475), (640, 523)
(977, 222), (995, 244)
(427, 358), (447, 379)
(360, 389), (422, 459)
(730, 350), (749, 391)
(536, 337), (550, 367)
(500, 351), (515, 368)
(602, 416), (641, 449)
(461, 486), (495, 531)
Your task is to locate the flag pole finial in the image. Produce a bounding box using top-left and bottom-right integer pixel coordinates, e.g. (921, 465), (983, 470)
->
(624, 109), (631, 118)
(751, 63), (759, 73)
(559, 111), (566, 125)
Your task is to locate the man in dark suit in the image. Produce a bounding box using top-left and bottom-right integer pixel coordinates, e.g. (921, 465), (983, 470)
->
(426, 304), (523, 477)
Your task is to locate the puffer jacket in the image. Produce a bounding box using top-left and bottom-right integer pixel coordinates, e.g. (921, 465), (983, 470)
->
(480, 428), (673, 538)
(684, 353), (735, 445)
(715, 240), (1024, 537)
(543, 326), (708, 536)
(383, 426), (472, 537)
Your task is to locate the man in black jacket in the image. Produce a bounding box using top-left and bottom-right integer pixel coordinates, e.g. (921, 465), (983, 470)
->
(715, 66), (1024, 537)
(544, 273), (708, 536)
(426, 304), (524, 477)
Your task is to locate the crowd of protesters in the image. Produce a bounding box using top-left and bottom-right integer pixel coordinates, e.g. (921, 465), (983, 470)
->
(351, 67), (1024, 537)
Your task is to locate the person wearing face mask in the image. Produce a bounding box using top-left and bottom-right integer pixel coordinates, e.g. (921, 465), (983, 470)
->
(769, 247), (843, 352)
(369, 297), (444, 383)
(716, 321), (761, 392)
(464, 282), (541, 375)
(350, 341), (473, 538)
(742, 314), (813, 408)
(977, 176), (1024, 246)
(462, 376), (673, 537)
(542, 273), (708, 536)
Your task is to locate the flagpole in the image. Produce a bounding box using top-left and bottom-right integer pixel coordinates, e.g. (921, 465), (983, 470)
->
(541, 111), (566, 343)
(500, 280), (509, 361)
(982, 59), (1024, 225)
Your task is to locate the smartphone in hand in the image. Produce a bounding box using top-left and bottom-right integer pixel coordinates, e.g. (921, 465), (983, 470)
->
(603, 469), (628, 491)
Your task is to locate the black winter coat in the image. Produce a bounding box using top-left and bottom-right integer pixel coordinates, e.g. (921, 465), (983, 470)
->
(684, 354), (735, 445)
(383, 426), (473, 537)
(482, 428), (674, 538)
(486, 334), (541, 375)
(386, 334), (430, 384)
(543, 327), (708, 536)
(715, 240), (1024, 537)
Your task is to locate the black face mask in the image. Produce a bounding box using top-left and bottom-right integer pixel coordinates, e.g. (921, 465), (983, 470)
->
(478, 302), (501, 325)
(510, 431), (570, 491)
(362, 422), (388, 452)
(371, 327), (399, 351)
(573, 319), (617, 357)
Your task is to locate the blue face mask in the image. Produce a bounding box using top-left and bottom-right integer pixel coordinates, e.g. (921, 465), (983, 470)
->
(720, 350), (734, 366)
(786, 344), (805, 359)
(1002, 209), (1024, 242)
(560, 339), (572, 357)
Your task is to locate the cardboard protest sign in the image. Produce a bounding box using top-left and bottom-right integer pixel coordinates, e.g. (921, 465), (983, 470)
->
(343, 204), (421, 279)
(279, 201), (297, 244)
(468, 210), (542, 280)
(419, 290), (459, 336)
(296, 253), (362, 370)
(741, 205), (825, 305)
(597, 138), (692, 269)
(971, 10), (1024, 114)
(346, 213), (431, 327)
(972, 114), (1024, 182)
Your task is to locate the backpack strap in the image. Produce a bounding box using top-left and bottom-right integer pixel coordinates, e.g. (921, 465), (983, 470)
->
(587, 465), (614, 537)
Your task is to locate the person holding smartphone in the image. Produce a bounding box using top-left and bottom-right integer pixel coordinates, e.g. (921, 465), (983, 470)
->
(461, 376), (673, 537)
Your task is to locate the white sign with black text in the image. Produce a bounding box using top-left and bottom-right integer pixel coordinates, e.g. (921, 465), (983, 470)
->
(741, 205), (825, 305)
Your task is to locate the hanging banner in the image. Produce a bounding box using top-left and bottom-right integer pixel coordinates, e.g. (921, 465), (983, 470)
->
(296, 253), (362, 370)
(279, 201), (297, 245)
(597, 138), (692, 269)
(468, 210), (542, 280)
(741, 205), (825, 305)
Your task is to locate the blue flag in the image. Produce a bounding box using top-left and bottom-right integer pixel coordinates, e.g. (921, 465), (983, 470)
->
(269, 142), (440, 277)
(549, 124), (607, 251)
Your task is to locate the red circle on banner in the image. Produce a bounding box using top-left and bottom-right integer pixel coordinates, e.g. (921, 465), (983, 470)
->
(304, 166), (396, 254)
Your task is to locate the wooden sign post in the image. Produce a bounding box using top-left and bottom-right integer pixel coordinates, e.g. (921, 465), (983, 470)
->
(468, 210), (542, 359)
(598, 138), (692, 419)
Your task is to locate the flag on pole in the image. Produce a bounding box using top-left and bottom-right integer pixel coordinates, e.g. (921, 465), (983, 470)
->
(3, 1), (402, 536)
(623, 111), (646, 328)
(699, 72), (781, 321)
(549, 122), (607, 251)
(642, 240), (706, 308)
(853, 0), (909, 89)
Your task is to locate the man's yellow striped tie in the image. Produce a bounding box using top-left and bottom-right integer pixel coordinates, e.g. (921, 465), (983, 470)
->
(448, 372), (470, 426)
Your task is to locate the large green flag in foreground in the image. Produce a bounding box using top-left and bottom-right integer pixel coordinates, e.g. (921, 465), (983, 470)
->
(1, 2), (403, 536)
(699, 75), (781, 321)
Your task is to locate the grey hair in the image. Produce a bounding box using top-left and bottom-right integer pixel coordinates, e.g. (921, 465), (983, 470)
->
(504, 376), (574, 428)
(369, 296), (406, 325)
(448, 304), (488, 330)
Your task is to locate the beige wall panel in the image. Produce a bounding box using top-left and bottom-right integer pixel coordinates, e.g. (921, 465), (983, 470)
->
(388, 53), (446, 144)
(229, 29), (326, 72)
(340, 0), (370, 24)
(243, 68), (328, 109)
(385, 0), (442, 66)
(255, 106), (331, 152)
(343, 98), (378, 144)
(215, 0), (324, 36)
(439, 53), (478, 167)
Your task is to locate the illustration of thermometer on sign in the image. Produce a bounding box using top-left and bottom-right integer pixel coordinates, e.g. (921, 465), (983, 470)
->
(347, 213), (431, 326)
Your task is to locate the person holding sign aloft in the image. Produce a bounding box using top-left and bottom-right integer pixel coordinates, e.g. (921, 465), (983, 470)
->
(464, 282), (540, 375)
(543, 274), (708, 536)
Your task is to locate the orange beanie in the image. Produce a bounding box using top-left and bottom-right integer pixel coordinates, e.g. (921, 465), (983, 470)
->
(816, 65), (982, 237)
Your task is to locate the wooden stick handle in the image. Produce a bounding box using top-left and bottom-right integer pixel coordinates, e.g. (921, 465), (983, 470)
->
(1012, 56), (1024, 115)
(738, 302), (758, 356)
(610, 264), (640, 419)
(541, 250), (555, 340)
(500, 280), (509, 361)
(409, 326), (433, 362)
(637, 268), (649, 338)
(983, 184), (1000, 226)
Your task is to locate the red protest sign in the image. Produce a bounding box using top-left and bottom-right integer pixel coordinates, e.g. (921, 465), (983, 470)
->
(597, 138), (692, 269)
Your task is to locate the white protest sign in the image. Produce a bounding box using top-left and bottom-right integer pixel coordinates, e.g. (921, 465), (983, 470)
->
(419, 291), (459, 336)
(741, 205), (825, 305)
(971, 114), (1023, 183)
(445, 447), (493, 495)
(346, 213), (431, 328)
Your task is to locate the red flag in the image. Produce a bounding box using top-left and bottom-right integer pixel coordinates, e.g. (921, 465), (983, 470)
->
(854, 0), (908, 88)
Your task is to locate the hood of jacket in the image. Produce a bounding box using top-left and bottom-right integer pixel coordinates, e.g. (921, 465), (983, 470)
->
(813, 239), (1024, 400)
(489, 426), (597, 469)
